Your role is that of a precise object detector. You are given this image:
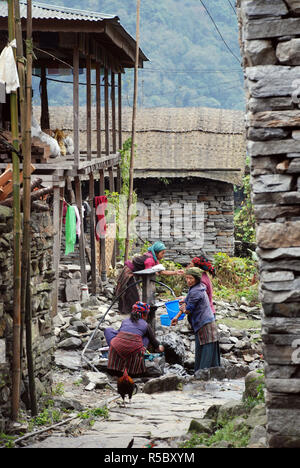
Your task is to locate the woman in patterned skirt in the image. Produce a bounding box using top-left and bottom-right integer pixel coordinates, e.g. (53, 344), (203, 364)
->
(105, 302), (164, 375)
(171, 267), (220, 372)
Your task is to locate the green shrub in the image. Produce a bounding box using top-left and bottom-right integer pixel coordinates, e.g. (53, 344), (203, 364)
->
(212, 252), (259, 305)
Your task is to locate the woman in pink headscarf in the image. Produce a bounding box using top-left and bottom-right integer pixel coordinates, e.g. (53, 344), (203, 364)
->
(187, 256), (216, 315)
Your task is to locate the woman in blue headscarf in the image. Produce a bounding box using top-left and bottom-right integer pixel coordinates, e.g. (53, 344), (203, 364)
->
(116, 241), (183, 314)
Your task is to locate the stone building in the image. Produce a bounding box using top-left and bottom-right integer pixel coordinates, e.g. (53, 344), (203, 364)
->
(238, 0), (300, 448)
(38, 106), (246, 263)
(122, 107), (246, 263)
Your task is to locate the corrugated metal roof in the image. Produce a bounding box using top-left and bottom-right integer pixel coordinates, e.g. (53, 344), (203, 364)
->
(0, 1), (118, 22)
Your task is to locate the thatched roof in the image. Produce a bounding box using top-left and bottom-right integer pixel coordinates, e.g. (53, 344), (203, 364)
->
(33, 106), (246, 185)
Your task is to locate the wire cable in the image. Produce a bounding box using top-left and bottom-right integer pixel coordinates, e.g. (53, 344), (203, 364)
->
(199, 0), (241, 63)
(140, 68), (242, 75)
(227, 0), (237, 15)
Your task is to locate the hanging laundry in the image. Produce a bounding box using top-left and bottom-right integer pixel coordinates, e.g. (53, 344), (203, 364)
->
(73, 205), (81, 238)
(0, 39), (20, 94)
(65, 205), (77, 255)
(83, 200), (91, 233)
(62, 200), (68, 225)
(95, 195), (107, 241)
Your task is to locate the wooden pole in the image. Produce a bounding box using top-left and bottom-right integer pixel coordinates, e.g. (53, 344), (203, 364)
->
(23, 0), (37, 416)
(118, 72), (122, 152)
(8, 0), (21, 421)
(124, 0), (140, 261)
(99, 169), (106, 282)
(73, 43), (79, 168)
(14, 0), (25, 139)
(108, 166), (116, 268)
(86, 47), (91, 162)
(89, 173), (97, 295)
(75, 176), (87, 285)
(52, 186), (61, 317)
(104, 67), (110, 157)
(40, 65), (49, 131)
(111, 71), (116, 154)
(14, 0), (25, 393)
(96, 63), (101, 158)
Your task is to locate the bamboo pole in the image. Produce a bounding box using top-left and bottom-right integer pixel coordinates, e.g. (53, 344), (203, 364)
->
(14, 0), (25, 384)
(14, 0), (25, 139)
(8, 0), (22, 421)
(24, 0), (37, 416)
(124, 0), (140, 261)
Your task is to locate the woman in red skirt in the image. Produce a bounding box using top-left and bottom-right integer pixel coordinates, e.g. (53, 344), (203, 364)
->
(105, 302), (164, 375)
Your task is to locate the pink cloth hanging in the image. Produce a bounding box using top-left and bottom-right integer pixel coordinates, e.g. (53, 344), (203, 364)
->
(95, 195), (107, 240)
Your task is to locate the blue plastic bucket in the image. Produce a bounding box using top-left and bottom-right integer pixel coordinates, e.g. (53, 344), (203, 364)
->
(165, 300), (185, 320)
(160, 314), (171, 326)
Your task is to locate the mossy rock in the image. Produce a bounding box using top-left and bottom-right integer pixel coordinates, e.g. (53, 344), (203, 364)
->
(217, 400), (247, 424)
(243, 370), (265, 400)
(204, 404), (222, 421)
(188, 418), (215, 434)
(245, 403), (267, 429)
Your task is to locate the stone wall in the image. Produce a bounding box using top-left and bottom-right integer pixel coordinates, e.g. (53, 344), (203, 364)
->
(0, 206), (55, 430)
(134, 177), (234, 264)
(238, 0), (300, 448)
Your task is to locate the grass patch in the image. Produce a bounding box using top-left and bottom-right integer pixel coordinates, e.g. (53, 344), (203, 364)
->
(181, 419), (251, 448)
(218, 318), (261, 331)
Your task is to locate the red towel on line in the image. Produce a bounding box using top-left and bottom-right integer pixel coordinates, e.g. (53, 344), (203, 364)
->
(95, 195), (107, 240)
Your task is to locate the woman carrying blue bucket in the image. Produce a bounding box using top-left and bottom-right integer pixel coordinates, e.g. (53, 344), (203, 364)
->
(171, 267), (221, 372)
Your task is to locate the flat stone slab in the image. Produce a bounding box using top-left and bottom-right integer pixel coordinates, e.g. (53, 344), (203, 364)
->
(25, 380), (245, 449)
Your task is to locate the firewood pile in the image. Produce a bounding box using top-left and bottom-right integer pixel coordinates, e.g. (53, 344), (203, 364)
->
(0, 164), (52, 211)
(0, 130), (51, 164)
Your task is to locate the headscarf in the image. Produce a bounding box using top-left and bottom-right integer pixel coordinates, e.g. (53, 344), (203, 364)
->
(132, 301), (150, 317)
(185, 267), (203, 281)
(192, 256), (216, 277)
(147, 241), (166, 262)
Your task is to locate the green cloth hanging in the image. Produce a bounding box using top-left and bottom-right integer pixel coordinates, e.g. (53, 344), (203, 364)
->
(65, 205), (77, 255)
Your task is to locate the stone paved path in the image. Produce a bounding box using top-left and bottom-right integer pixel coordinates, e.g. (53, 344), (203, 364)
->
(24, 379), (245, 448)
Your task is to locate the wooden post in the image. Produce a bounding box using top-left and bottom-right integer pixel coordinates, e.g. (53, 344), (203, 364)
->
(86, 48), (91, 162)
(75, 176), (87, 285)
(118, 72), (122, 152)
(111, 71), (116, 154)
(14, 0), (25, 141)
(23, 0), (37, 416)
(141, 273), (156, 332)
(117, 72), (122, 191)
(104, 67), (110, 156)
(73, 43), (80, 168)
(96, 63), (101, 158)
(8, 0), (21, 422)
(116, 73), (122, 260)
(40, 65), (49, 131)
(52, 186), (61, 317)
(99, 169), (106, 282)
(125, 0), (140, 261)
(89, 173), (97, 295)
(108, 167), (115, 193)
(108, 166), (116, 268)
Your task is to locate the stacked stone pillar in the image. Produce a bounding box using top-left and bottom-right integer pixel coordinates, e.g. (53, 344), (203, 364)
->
(238, 0), (300, 448)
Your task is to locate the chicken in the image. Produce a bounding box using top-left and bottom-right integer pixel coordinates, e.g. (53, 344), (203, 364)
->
(127, 438), (134, 448)
(117, 368), (138, 406)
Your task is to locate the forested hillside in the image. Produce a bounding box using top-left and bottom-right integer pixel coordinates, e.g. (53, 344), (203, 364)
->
(34, 0), (245, 110)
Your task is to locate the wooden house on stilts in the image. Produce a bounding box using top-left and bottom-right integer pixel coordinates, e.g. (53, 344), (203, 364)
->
(0, 1), (148, 316)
